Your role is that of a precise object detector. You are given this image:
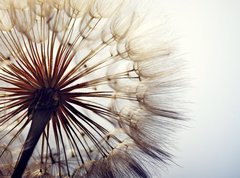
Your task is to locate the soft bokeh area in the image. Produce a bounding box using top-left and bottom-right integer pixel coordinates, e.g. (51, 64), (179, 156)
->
(151, 0), (240, 177)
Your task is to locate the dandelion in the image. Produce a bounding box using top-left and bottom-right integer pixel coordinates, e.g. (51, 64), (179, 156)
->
(0, 0), (184, 177)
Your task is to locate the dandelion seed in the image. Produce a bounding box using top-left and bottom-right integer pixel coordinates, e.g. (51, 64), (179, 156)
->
(0, 0), (185, 177)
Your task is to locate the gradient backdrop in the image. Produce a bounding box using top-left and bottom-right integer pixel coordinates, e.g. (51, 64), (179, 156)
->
(150, 0), (240, 178)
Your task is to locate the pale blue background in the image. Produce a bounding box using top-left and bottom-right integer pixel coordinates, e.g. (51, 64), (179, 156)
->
(150, 0), (240, 177)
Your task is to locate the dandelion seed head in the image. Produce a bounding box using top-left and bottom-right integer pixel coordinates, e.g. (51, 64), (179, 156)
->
(0, 0), (185, 177)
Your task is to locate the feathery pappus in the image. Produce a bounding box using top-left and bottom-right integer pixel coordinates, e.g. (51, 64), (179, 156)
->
(0, 0), (185, 177)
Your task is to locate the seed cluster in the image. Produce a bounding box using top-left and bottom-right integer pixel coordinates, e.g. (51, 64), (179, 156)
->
(0, 0), (184, 177)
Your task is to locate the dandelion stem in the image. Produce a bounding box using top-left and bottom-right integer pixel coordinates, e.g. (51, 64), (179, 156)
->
(12, 88), (59, 178)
